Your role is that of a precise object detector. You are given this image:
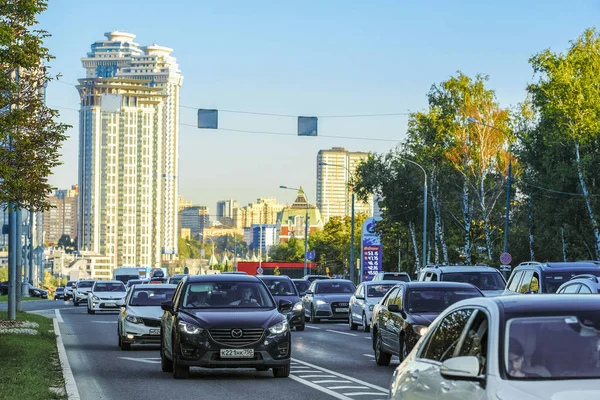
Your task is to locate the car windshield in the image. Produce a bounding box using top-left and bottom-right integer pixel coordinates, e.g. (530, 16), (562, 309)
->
(382, 274), (410, 282)
(169, 277), (184, 284)
(262, 279), (297, 296)
(181, 281), (275, 309)
(126, 280), (145, 287)
(545, 272), (600, 293)
(129, 288), (175, 306)
(94, 282), (126, 292)
(506, 314), (600, 379)
(407, 289), (481, 313)
(56, 288), (64, 292)
(315, 281), (355, 294)
(441, 272), (505, 291)
(78, 281), (94, 288)
(293, 280), (310, 293)
(367, 283), (396, 297)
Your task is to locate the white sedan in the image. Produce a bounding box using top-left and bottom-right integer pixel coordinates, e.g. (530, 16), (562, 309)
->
(117, 284), (176, 350)
(389, 295), (600, 400)
(87, 280), (127, 314)
(348, 281), (397, 332)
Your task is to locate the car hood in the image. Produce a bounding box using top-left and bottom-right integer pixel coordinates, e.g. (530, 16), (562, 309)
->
(497, 378), (600, 400)
(126, 306), (163, 319)
(93, 291), (126, 299)
(271, 294), (300, 304)
(180, 308), (283, 329)
(77, 288), (93, 293)
(314, 293), (353, 302)
(482, 289), (505, 297)
(408, 312), (439, 326)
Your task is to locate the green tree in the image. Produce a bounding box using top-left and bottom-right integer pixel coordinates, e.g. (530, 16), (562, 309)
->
(269, 238), (305, 262)
(0, 267), (7, 282)
(0, 0), (69, 210)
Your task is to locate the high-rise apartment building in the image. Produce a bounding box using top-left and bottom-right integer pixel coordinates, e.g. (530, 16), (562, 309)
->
(179, 206), (210, 239)
(216, 199), (239, 227)
(44, 185), (79, 245)
(316, 147), (374, 222)
(77, 31), (183, 269)
(233, 198), (285, 229)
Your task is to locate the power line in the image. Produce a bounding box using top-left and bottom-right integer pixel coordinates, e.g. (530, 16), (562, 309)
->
(520, 181), (600, 197)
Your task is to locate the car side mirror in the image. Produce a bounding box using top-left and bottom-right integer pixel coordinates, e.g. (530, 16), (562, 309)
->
(298, 292), (306, 296)
(305, 290), (313, 295)
(279, 299), (293, 313)
(356, 294), (365, 300)
(161, 300), (173, 312)
(388, 304), (401, 313)
(116, 299), (125, 307)
(440, 356), (482, 381)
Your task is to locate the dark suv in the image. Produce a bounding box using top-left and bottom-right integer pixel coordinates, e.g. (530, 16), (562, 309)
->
(160, 274), (292, 379)
(503, 261), (600, 295)
(418, 265), (506, 296)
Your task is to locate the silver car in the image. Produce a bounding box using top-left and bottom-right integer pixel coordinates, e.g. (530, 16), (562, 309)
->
(87, 280), (127, 314)
(302, 279), (356, 323)
(73, 280), (95, 306)
(349, 281), (397, 332)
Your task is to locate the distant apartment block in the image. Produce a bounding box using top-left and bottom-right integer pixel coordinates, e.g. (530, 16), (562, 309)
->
(316, 147), (374, 222)
(44, 185), (79, 245)
(233, 198), (285, 229)
(179, 206), (210, 239)
(216, 199), (239, 227)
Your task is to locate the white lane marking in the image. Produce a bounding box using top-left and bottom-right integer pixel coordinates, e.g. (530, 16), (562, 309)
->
(55, 309), (64, 323)
(305, 325), (321, 330)
(289, 375), (352, 400)
(325, 329), (357, 337)
(328, 386), (369, 390)
(312, 380), (352, 384)
(53, 318), (81, 400)
(291, 358), (388, 393)
(362, 354), (375, 358)
(92, 321), (117, 324)
(299, 375), (338, 379)
(364, 337), (371, 339)
(118, 357), (161, 364)
(343, 393), (388, 397)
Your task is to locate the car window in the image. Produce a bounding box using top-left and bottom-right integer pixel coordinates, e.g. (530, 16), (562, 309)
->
(182, 281), (275, 309)
(421, 309), (475, 362)
(530, 273), (540, 293)
(457, 310), (488, 375)
(392, 287), (404, 308)
(77, 281), (95, 288)
(94, 282), (125, 292)
(383, 288), (399, 306)
(367, 283), (396, 298)
(518, 271), (534, 293)
(382, 273), (410, 282)
(563, 284), (580, 294)
(354, 284), (363, 297)
(441, 271), (506, 291)
(544, 271), (600, 294)
(293, 280), (310, 294)
(579, 285), (592, 294)
(407, 289), (482, 314)
(507, 271), (524, 292)
(314, 281), (355, 294)
(129, 287), (175, 306)
(261, 278), (297, 296)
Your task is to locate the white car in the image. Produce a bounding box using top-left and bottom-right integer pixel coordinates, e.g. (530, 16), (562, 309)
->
(87, 280), (127, 314)
(389, 294), (600, 400)
(117, 284), (177, 350)
(73, 280), (95, 306)
(348, 280), (397, 332)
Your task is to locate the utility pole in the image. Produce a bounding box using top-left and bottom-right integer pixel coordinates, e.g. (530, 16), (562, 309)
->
(8, 208), (17, 320)
(16, 209), (24, 310)
(28, 211), (34, 285)
(398, 238), (402, 272)
(303, 212), (309, 277)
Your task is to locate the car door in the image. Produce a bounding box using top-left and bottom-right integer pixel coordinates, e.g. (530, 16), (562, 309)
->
(302, 281), (316, 316)
(379, 287), (400, 351)
(400, 308), (476, 400)
(350, 284), (364, 323)
(163, 281), (183, 356)
(118, 289), (132, 336)
(386, 286), (405, 355)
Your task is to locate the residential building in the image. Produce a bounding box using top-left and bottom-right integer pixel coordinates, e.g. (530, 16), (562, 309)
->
(77, 31), (183, 269)
(202, 227), (244, 240)
(245, 224), (278, 256)
(279, 187), (324, 242)
(233, 198), (285, 229)
(216, 199), (239, 227)
(44, 185), (79, 246)
(178, 195), (192, 211)
(179, 206), (210, 239)
(316, 147), (374, 222)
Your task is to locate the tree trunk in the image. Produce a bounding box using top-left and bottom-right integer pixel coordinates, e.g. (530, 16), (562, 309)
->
(561, 227), (567, 262)
(430, 175), (448, 264)
(575, 142), (600, 259)
(409, 221), (420, 271)
(462, 177), (472, 263)
(479, 174), (493, 261)
(528, 193), (535, 261)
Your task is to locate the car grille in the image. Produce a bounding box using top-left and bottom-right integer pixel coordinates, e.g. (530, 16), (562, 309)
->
(208, 328), (265, 347)
(100, 297), (120, 300)
(331, 302), (349, 309)
(142, 318), (160, 327)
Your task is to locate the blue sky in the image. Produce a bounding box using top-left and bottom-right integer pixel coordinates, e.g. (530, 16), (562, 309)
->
(39, 0), (599, 212)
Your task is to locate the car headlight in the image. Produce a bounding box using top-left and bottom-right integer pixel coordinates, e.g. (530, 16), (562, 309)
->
(125, 314), (143, 324)
(178, 321), (203, 335)
(316, 299), (328, 306)
(293, 302), (304, 311)
(369, 304), (374, 311)
(268, 319), (289, 334)
(413, 325), (428, 336)
(92, 295), (99, 301)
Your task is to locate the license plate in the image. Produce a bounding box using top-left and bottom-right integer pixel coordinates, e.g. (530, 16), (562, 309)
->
(220, 349), (254, 358)
(336, 308), (349, 313)
(149, 329), (160, 335)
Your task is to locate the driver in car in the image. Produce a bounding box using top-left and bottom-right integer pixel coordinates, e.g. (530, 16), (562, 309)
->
(187, 292), (210, 307)
(230, 287), (258, 305)
(508, 338), (550, 377)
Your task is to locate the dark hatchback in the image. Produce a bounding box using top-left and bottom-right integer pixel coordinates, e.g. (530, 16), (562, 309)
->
(54, 287), (65, 300)
(292, 279), (310, 296)
(371, 281), (483, 365)
(160, 275), (292, 379)
(259, 276), (305, 331)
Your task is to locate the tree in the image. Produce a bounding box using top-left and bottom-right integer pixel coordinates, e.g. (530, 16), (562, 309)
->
(0, 0), (69, 210)
(269, 238), (304, 263)
(57, 234), (76, 253)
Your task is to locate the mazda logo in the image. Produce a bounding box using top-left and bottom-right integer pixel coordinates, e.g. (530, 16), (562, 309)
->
(231, 329), (243, 338)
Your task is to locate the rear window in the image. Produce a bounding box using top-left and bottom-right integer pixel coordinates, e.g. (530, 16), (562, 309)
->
(94, 282), (126, 292)
(315, 281), (355, 294)
(367, 283), (396, 297)
(293, 280), (310, 293)
(77, 281), (94, 288)
(441, 271), (505, 291)
(545, 271), (600, 294)
(261, 279), (297, 296)
(381, 273), (410, 282)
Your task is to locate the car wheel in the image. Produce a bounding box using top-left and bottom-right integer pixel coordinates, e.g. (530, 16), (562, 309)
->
(73, 300), (79, 307)
(362, 313), (370, 333)
(272, 361), (290, 378)
(374, 332), (391, 366)
(255, 367), (269, 371)
(296, 324), (305, 331)
(119, 336), (131, 351)
(399, 334), (408, 362)
(160, 335), (173, 372)
(311, 306), (320, 323)
(172, 338), (189, 379)
(349, 312), (358, 330)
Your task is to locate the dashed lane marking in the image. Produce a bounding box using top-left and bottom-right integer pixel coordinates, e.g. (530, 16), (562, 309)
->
(305, 325), (321, 330)
(325, 329), (358, 337)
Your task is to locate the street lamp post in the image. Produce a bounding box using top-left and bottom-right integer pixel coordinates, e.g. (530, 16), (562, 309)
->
(319, 162), (356, 284)
(280, 185), (310, 277)
(467, 117), (512, 258)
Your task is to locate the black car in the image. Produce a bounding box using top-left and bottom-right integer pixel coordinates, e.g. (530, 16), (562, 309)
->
(160, 274), (292, 379)
(303, 275), (331, 283)
(503, 261), (600, 295)
(371, 281), (483, 365)
(292, 279), (310, 296)
(259, 276), (305, 331)
(27, 283), (48, 299)
(0, 281), (7, 295)
(54, 287), (65, 300)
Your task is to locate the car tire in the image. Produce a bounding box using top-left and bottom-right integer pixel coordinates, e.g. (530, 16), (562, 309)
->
(161, 337), (173, 372)
(349, 312), (358, 330)
(73, 300), (79, 307)
(296, 324), (305, 331)
(399, 334), (408, 363)
(119, 337), (131, 351)
(375, 332), (391, 366)
(311, 306), (320, 323)
(362, 313), (370, 333)
(87, 307), (95, 315)
(272, 362), (290, 378)
(255, 366), (269, 371)
(172, 339), (189, 379)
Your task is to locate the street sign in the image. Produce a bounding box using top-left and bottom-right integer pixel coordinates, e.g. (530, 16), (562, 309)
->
(500, 252), (512, 265)
(298, 116), (318, 136)
(256, 267), (264, 275)
(198, 109), (218, 129)
(306, 251), (315, 261)
(500, 265), (512, 272)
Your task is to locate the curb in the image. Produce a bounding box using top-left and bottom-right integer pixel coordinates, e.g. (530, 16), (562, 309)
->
(53, 317), (81, 400)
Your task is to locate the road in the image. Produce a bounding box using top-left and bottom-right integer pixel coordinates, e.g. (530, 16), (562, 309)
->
(14, 300), (399, 399)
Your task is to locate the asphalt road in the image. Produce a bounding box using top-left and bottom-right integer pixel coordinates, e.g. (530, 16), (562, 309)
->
(43, 301), (398, 400)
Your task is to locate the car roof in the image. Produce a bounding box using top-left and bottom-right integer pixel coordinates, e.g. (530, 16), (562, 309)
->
(259, 275), (291, 280)
(363, 280), (400, 285)
(94, 280), (125, 284)
(314, 279), (353, 284)
(187, 274), (260, 283)
(292, 279), (309, 281)
(131, 284), (176, 289)
(493, 294), (600, 313)
(515, 261), (600, 272)
(380, 272), (409, 275)
(423, 265), (500, 273)
(397, 281), (482, 291)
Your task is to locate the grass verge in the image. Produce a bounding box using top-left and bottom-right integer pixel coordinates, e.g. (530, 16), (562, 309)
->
(0, 295), (49, 302)
(0, 311), (66, 400)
